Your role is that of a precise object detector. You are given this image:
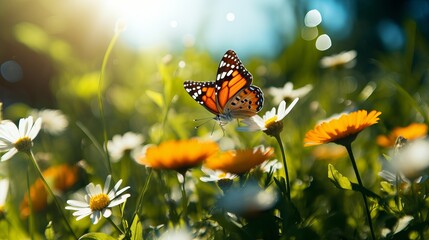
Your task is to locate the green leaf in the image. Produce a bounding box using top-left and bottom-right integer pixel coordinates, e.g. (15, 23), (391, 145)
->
(130, 215), (143, 240)
(79, 232), (117, 240)
(145, 90), (164, 108)
(327, 164), (352, 190)
(380, 181), (396, 195)
(44, 221), (55, 240)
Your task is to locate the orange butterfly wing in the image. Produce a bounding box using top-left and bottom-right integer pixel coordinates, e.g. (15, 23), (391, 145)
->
(215, 50), (253, 112)
(183, 49), (264, 122)
(183, 81), (219, 115)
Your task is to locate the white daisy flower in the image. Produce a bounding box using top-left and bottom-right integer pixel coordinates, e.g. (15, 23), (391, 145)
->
(239, 98), (299, 135)
(0, 178), (9, 216)
(379, 139), (429, 191)
(30, 109), (68, 135)
(108, 132), (144, 162)
(0, 116), (42, 161)
(259, 159), (282, 173)
(320, 50), (357, 69)
(268, 82), (312, 105)
(65, 175), (130, 224)
(200, 167), (237, 182)
(392, 139), (429, 181)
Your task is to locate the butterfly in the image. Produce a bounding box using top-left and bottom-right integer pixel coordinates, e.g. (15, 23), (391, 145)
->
(184, 50), (264, 126)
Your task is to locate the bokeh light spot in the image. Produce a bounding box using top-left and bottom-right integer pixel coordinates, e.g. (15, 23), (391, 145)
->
(377, 20), (404, 51)
(301, 26), (319, 40)
(315, 34), (332, 51)
(304, 9), (322, 27)
(1, 60), (23, 83)
(226, 12), (235, 22)
(178, 61), (186, 68)
(170, 20), (178, 28)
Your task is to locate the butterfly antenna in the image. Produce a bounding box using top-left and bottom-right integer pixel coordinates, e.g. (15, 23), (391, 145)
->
(194, 117), (212, 129)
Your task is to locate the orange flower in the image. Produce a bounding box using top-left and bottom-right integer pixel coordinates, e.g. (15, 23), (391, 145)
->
(304, 110), (381, 146)
(43, 164), (79, 191)
(376, 123), (427, 148)
(137, 139), (219, 173)
(312, 144), (347, 161)
(204, 146), (274, 174)
(20, 179), (47, 218)
(20, 164), (79, 218)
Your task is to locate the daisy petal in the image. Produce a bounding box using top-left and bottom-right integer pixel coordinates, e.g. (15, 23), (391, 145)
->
(90, 211), (101, 224)
(28, 118), (42, 140)
(66, 200), (89, 207)
(103, 175), (112, 193)
(280, 98), (299, 120)
(102, 208), (112, 218)
(1, 148), (18, 161)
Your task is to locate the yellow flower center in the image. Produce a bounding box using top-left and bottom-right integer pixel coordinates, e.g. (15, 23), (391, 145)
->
(264, 116), (278, 128)
(263, 116), (284, 137)
(217, 172), (227, 179)
(89, 193), (110, 211)
(14, 136), (33, 152)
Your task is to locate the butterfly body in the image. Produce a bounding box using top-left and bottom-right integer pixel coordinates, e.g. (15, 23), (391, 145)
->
(184, 50), (264, 126)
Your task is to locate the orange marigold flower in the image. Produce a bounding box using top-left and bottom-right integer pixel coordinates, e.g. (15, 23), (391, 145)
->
(20, 179), (47, 218)
(312, 144), (347, 161)
(376, 123), (427, 148)
(304, 110), (381, 147)
(20, 164), (79, 218)
(43, 164), (79, 191)
(204, 146), (274, 174)
(137, 139), (219, 173)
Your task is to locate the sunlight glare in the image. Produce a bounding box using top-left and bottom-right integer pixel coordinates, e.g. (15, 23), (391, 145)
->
(100, 0), (201, 49)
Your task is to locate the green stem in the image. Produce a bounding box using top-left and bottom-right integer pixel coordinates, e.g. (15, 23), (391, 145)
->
(98, 27), (121, 175)
(133, 169), (153, 218)
(395, 173), (402, 211)
(106, 217), (124, 235)
(410, 182), (425, 238)
(26, 151), (78, 239)
(26, 164), (34, 240)
(345, 144), (376, 240)
(274, 134), (291, 201)
(180, 173), (188, 224)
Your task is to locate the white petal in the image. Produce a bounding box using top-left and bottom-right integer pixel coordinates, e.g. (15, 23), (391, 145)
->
(0, 141), (14, 151)
(276, 101), (287, 119)
(19, 117), (32, 137)
(1, 148), (18, 161)
(263, 108), (276, 121)
(112, 179), (123, 193)
(0, 121), (20, 143)
(72, 208), (92, 216)
(65, 206), (87, 211)
(103, 175), (112, 193)
(66, 199), (89, 207)
(113, 186), (130, 198)
(252, 115), (266, 129)
(200, 176), (216, 182)
(75, 211), (92, 221)
(102, 208), (112, 218)
(86, 183), (101, 196)
(109, 194), (130, 207)
(28, 118), (42, 140)
(279, 98), (299, 120)
(90, 211), (101, 224)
